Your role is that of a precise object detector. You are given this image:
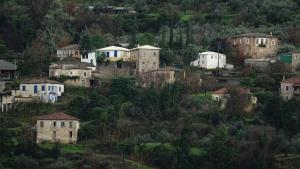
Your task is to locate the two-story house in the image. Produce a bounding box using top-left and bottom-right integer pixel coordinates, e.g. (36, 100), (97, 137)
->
(12, 79), (64, 103)
(280, 76), (300, 100)
(230, 33), (279, 60)
(36, 112), (80, 144)
(130, 45), (160, 74)
(96, 46), (130, 61)
(190, 51), (226, 69)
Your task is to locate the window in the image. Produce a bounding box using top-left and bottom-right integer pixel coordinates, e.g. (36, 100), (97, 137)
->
(59, 87), (61, 92)
(40, 121), (44, 128)
(48, 86), (51, 91)
(114, 50), (117, 57)
(69, 122), (73, 128)
(84, 72), (87, 77)
(246, 38), (249, 44)
(272, 40), (275, 45)
(69, 71), (73, 75)
(154, 52), (156, 56)
(22, 85), (26, 91)
(53, 121), (56, 127)
(153, 62), (156, 65)
(75, 51), (79, 55)
(256, 39), (259, 44)
(61, 122), (65, 128)
(34, 85), (38, 94)
(42, 85), (45, 91)
(90, 59), (93, 64)
(52, 86), (54, 91)
(106, 52), (110, 58)
(69, 131), (73, 138)
(142, 62), (145, 64)
(211, 55), (213, 59)
(286, 86), (289, 91)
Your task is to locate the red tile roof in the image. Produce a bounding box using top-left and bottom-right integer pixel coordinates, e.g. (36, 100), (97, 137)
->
(36, 112), (79, 120)
(212, 87), (251, 95)
(282, 77), (300, 84)
(212, 88), (228, 94)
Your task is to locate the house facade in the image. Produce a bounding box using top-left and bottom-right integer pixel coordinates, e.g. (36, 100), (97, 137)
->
(12, 80), (64, 103)
(81, 52), (97, 67)
(230, 33), (279, 59)
(36, 112), (80, 144)
(280, 77), (300, 100)
(130, 45), (160, 74)
(0, 60), (17, 81)
(190, 51), (226, 69)
(49, 61), (96, 87)
(57, 44), (81, 60)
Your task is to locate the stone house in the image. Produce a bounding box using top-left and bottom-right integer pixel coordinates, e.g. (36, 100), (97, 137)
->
(280, 76), (300, 100)
(190, 51), (226, 69)
(36, 112), (80, 144)
(49, 61), (98, 87)
(138, 67), (185, 88)
(57, 44), (81, 60)
(230, 33), (279, 59)
(212, 87), (257, 112)
(0, 59), (17, 81)
(12, 79), (64, 103)
(130, 45), (160, 74)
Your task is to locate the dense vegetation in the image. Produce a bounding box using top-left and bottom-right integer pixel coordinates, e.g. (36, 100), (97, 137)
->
(1, 0), (300, 169)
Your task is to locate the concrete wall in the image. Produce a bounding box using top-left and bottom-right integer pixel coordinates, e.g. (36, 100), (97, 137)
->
(36, 120), (79, 144)
(230, 37), (279, 59)
(100, 50), (130, 59)
(81, 52), (97, 66)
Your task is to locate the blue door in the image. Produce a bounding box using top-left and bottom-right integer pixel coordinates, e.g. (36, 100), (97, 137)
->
(34, 85), (38, 93)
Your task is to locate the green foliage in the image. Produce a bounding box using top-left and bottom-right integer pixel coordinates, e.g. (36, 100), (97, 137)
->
(14, 154), (39, 169)
(111, 77), (137, 100)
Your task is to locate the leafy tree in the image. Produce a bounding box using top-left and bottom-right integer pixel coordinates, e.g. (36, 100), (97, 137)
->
(15, 154), (39, 169)
(137, 32), (156, 45)
(111, 77), (137, 100)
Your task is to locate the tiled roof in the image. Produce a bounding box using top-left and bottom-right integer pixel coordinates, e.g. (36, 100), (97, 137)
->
(212, 87), (228, 94)
(282, 77), (300, 84)
(59, 44), (80, 50)
(97, 46), (129, 51)
(21, 78), (62, 84)
(37, 112), (79, 120)
(0, 60), (17, 70)
(131, 45), (161, 50)
(212, 87), (251, 95)
(50, 61), (95, 70)
(232, 33), (274, 38)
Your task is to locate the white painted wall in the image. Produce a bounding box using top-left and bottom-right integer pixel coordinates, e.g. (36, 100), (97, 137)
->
(81, 52), (97, 67)
(13, 83), (64, 103)
(190, 52), (226, 69)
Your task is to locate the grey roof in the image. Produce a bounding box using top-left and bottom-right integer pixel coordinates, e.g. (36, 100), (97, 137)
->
(0, 60), (17, 70)
(50, 60), (95, 70)
(232, 33), (274, 38)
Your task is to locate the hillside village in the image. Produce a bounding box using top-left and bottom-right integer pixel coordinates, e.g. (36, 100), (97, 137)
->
(1, 0), (300, 169)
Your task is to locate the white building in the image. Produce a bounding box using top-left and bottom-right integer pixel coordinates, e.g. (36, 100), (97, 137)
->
(96, 46), (130, 61)
(190, 51), (226, 69)
(36, 112), (80, 144)
(57, 44), (80, 60)
(81, 46), (131, 67)
(12, 79), (64, 103)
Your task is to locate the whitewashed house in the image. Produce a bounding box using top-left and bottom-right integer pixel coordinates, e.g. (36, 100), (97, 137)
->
(96, 46), (130, 61)
(36, 112), (80, 144)
(12, 79), (64, 103)
(190, 51), (226, 69)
